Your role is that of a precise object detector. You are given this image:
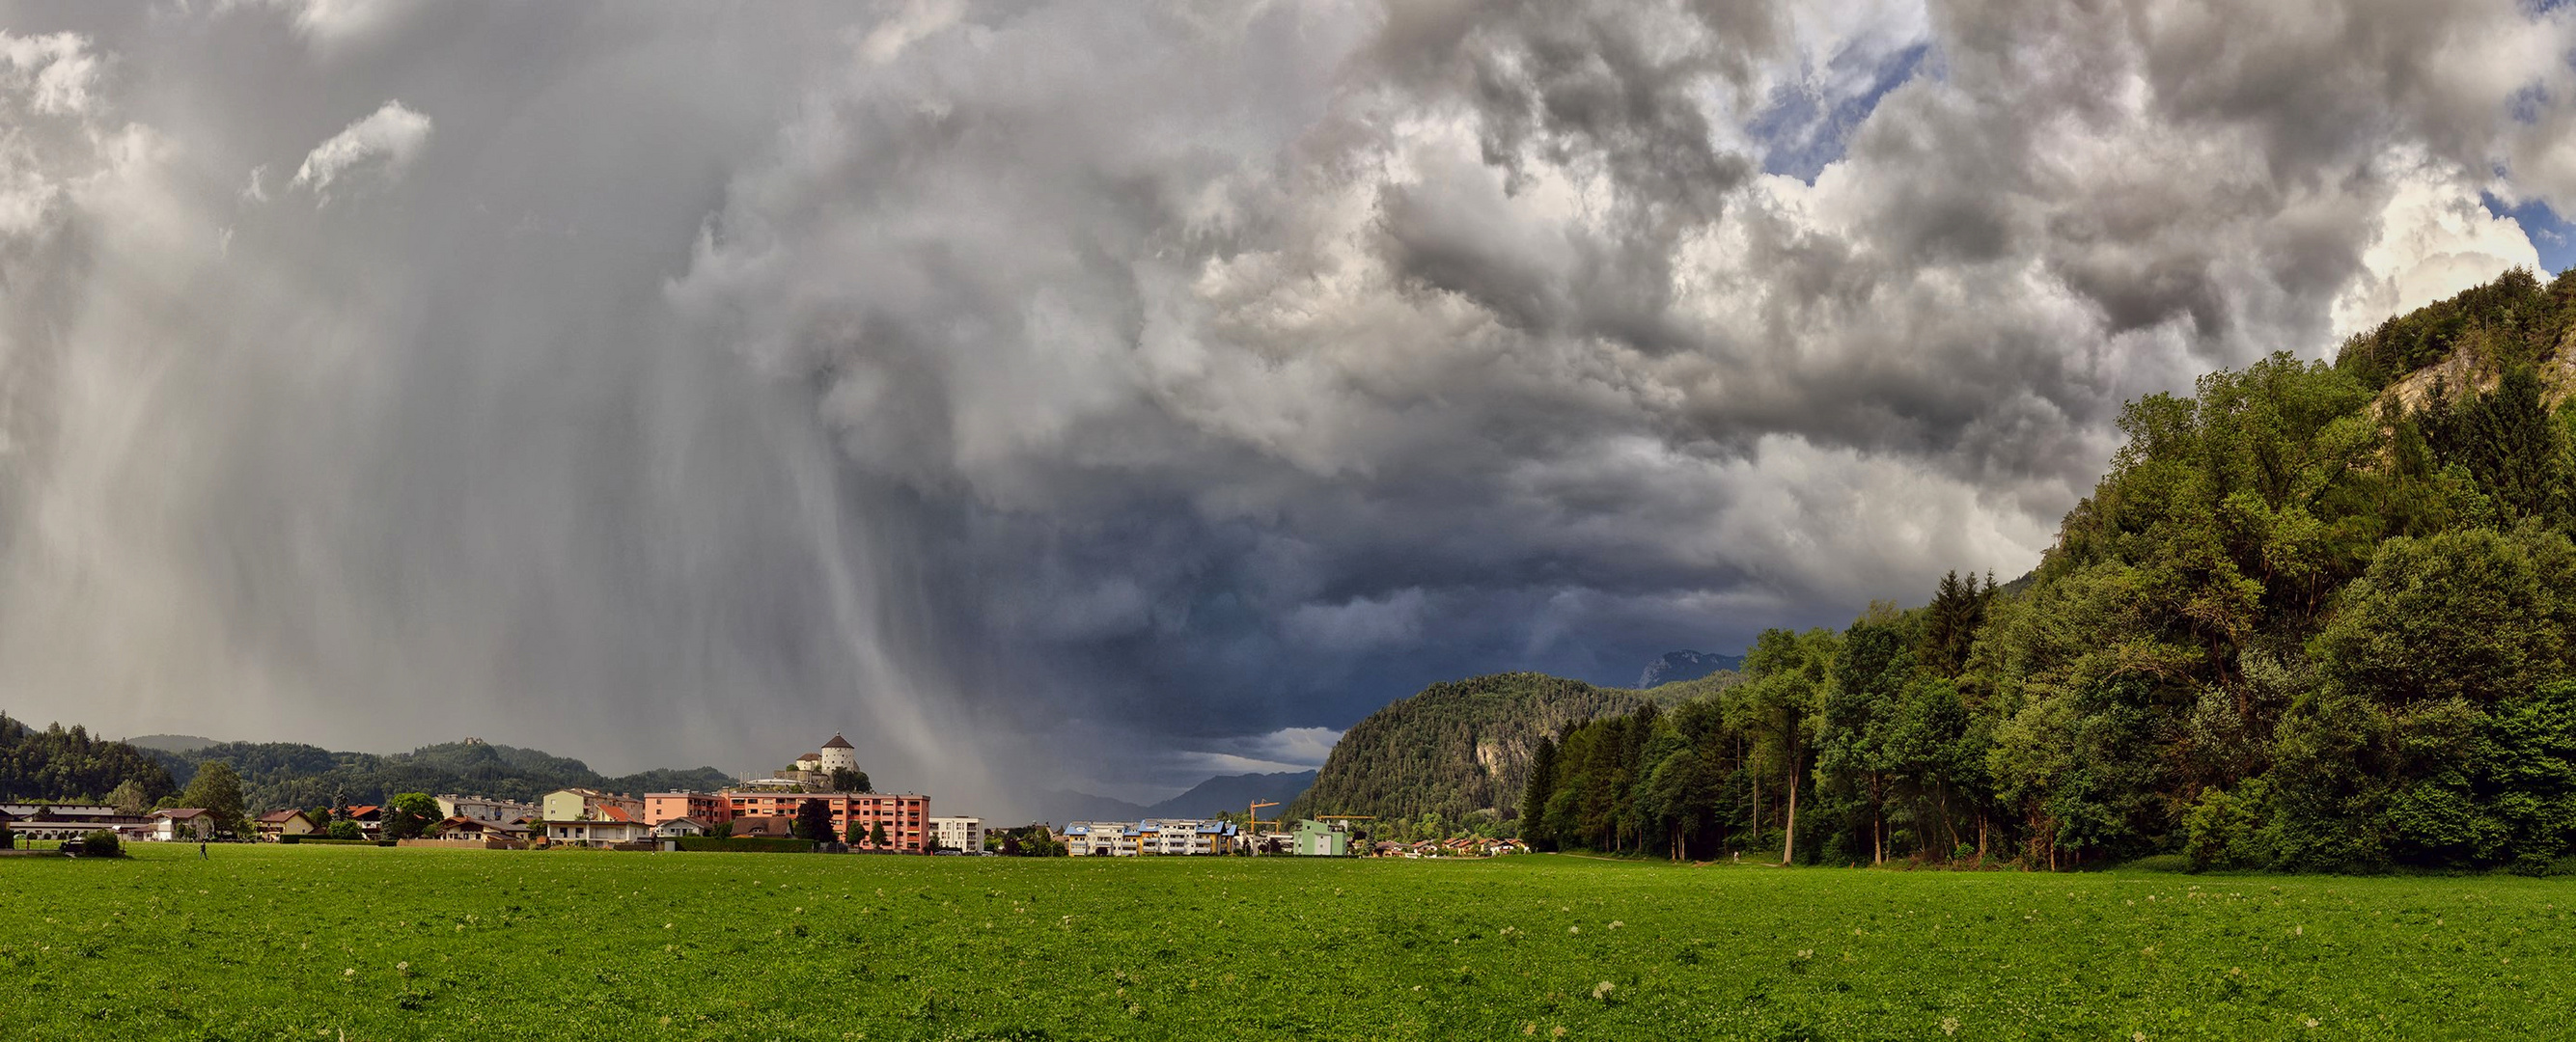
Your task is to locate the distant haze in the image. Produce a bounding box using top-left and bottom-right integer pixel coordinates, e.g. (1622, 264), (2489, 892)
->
(1, 2), (2572, 815)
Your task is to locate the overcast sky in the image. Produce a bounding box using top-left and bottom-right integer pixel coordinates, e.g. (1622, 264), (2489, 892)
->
(0, 0), (2568, 812)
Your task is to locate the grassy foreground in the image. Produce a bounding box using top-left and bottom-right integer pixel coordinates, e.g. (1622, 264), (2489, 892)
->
(0, 846), (2567, 1040)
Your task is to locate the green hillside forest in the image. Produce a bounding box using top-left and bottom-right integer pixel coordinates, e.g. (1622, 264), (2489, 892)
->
(1288, 671), (1739, 829)
(1510, 268), (2576, 871)
(0, 715), (177, 807)
(2, 717), (735, 817)
(141, 739), (734, 814)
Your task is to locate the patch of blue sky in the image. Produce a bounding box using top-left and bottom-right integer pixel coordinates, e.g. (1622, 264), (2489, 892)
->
(2485, 194), (2576, 275)
(1746, 41), (1929, 182)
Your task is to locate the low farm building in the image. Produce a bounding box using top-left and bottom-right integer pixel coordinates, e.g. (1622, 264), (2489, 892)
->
(429, 817), (531, 843)
(1, 805), (149, 841)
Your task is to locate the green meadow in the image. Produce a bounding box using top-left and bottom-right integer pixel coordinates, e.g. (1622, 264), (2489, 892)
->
(1, 846), (2568, 1040)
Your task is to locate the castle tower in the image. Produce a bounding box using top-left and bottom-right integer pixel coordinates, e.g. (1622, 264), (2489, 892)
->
(818, 733), (858, 774)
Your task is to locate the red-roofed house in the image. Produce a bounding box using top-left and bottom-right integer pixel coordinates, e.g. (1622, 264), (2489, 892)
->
(256, 809), (320, 842)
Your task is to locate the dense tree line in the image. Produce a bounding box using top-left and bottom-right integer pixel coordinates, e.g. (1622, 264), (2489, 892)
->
(0, 714), (175, 805)
(1526, 271), (2576, 872)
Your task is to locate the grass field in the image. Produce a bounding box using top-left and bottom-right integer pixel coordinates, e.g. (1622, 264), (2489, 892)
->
(2, 846), (2569, 1040)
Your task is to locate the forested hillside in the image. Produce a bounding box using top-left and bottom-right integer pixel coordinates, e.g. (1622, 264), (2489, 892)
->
(1524, 269), (2576, 872)
(0, 713), (176, 804)
(1288, 671), (1735, 828)
(148, 739), (734, 814)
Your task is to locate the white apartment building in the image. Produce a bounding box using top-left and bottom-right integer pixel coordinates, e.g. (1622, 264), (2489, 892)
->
(1063, 821), (1135, 856)
(928, 816), (984, 852)
(435, 795), (540, 823)
(1063, 819), (1238, 856)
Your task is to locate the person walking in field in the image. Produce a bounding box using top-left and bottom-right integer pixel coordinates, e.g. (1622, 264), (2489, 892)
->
(199, 842), (207, 859)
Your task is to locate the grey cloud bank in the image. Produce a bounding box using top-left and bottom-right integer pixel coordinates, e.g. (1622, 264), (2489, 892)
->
(0, 0), (2566, 811)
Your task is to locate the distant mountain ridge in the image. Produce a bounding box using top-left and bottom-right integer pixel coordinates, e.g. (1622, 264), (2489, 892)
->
(143, 738), (734, 814)
(124, 733), (221, 754)
(1638, 650), (1744, 688)
(1029, 770), (1316, 826)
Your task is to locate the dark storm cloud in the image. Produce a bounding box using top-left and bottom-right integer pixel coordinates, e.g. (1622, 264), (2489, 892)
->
(1, 0), (2571, 808)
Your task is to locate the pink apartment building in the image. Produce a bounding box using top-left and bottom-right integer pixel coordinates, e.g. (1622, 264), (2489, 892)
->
(722, 791), (930, 851)
(645, 792), (733, 826)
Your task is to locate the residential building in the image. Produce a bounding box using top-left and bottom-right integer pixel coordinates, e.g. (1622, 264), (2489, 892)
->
(928, 815), (983, 852)
(1291, 819), (1350, 857)
(434, 795), (540, 824)
(540, 788), (644, 824)
(1062, 821), (1134, 856)
(653, 817), (714, 838)
(541, 818), (653, 848)
(256, 809), (322, 841)
(1060, 819), (1236, 856)
(644, 792), (732, 827)
(720, 791), (928, 851)
(343, 805), (383, 838)
(728, 815), (796, 838)
(152, 809), (213, 841)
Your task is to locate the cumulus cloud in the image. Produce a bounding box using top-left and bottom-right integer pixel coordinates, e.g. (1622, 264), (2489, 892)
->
(289, 99), (430, 198)
(5, 2), (2576, 810)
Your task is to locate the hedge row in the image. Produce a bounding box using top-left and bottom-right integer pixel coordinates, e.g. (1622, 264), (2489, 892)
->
(673, 836), (815, 854)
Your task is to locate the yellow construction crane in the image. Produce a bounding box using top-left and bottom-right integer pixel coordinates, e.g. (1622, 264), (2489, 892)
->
(1247, 800), (1281, 834)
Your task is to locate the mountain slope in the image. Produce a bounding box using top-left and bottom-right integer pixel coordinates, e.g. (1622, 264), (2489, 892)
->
(1143, 770), (1315, 819)
(1639, 650), (1744, 688)
(1287, 672), (1726, 826)
(147, 738), (734, 813)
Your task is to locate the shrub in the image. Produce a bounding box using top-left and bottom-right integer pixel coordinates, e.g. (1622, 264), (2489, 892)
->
(79, 830), (121, 857)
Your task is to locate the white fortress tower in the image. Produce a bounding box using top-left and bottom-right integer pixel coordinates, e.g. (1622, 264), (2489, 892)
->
(818, 733), (858, 774)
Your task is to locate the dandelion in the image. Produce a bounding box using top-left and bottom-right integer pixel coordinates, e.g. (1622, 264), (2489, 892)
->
(1940, 1017), (1959, 1036)
(342, 969), (355, 977)
(2305, 1018), (2319, 1028)
(1552, 1028), (1568, 1038)
(1608, 920), (1623, 929)
(1593, 981), (1615, 1001)
(1568, 926), (1580, 934)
